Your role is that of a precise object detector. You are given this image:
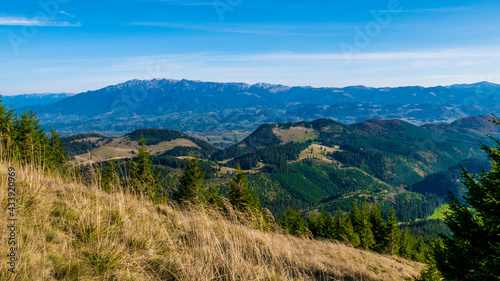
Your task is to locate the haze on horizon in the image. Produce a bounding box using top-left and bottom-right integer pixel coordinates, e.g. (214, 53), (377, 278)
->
(1, 0), (500, 95)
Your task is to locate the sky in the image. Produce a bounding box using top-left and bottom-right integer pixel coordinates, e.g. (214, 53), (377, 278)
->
(1, 0), (500, 95)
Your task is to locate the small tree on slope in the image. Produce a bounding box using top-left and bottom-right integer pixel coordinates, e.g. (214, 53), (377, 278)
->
(228, 164), (260, 211)
(174, 155), (205, 203)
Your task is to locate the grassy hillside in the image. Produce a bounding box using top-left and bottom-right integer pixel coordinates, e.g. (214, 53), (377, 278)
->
(0, 162), (424, 280)
(63, 129), (220, 165)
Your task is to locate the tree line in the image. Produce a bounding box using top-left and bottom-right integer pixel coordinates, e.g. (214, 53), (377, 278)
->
(281, 200), (429, 263)
(0, 98), (66, 169)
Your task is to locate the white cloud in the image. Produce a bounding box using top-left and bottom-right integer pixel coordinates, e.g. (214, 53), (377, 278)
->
(0, 16), (81, 26)
(59, 10), (75, 18)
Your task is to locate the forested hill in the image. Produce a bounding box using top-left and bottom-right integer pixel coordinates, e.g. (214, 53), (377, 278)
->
(213, 115), (498, 168)
(27, 78), (500, 137)
(203, 114), (498, 221)
(61, 114), (500, 225)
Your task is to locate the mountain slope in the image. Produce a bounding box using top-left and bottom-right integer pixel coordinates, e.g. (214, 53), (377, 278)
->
(206, 115), (499, 219)
(64, 128), (220, 164)
(0, 161), (423, 280)
(32, 78), (500, 136)
(1, 93), (74, 109)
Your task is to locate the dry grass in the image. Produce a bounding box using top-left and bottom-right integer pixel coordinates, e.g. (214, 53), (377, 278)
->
(0, 161), (423, 280)
(272, 126), (317, 144)
(72, 137), (200, 165)
(294, 144), (341, 164)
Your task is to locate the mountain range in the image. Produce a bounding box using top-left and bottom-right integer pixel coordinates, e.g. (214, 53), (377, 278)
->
(6, 79), (498, 144)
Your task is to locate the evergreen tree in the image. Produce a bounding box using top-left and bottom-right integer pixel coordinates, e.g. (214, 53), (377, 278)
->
(174, 156), (205, 203)
(359, 202), (375, 250)
(13, 110), (46, 162)
(385, 208), (400, 255)
(317, 209), (328, 238)
(48, 127), (67, 167)
(308, 212), (320, 237)
(399, 227), (413, 259)
(369, 204), (386, 252)
(228, 164), (260, 211)
(102, 160), (120, 192)
(349, 199), (362, 233)
(324, 212), (336, 239)
(415, 243), (443, 281)
(127, 136), (164, 199)
(0, 98), (14, 156)
(343, 216), (360, 247)
(282, 207), (307, 236)
(433, 115), (500, 280)
(332, 208), (344, 240)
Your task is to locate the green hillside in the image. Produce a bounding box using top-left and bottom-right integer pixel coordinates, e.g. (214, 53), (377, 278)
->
(62, 116), (499, 224)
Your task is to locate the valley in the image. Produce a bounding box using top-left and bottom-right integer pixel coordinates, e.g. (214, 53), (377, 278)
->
(63, 114), (499, 227)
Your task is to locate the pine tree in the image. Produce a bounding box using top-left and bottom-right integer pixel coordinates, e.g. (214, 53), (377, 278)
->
(317, 209), (328, 238)
(359, 202), (375, 250)
(332, 208), (344, 240)
(0, 98), (14, 156)
(349, 199), (362, 233)
(228, 164), (260, 211)
(399, 227), (413, 259)
(174, 156), (205, 203)
(308, 212), (320, 237)
(324, 212), (336, 239)
(48, 127), (67, 167)
(13, 110), (46, 162)
(343, 216), (360, 247)
(127, 136), (164, 199)
(415, 244), (443, 281)
(385, 208), (400, 255)
(433, 115), (500, 280)
(102, 160), (120, 192)
(369, 204), (386, 252)
(283, 207), (307, 236)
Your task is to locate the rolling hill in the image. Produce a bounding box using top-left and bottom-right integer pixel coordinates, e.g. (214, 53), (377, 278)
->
(63, 128), (220, 165)
(61, 114), (500, 223)
(28, 79), (500, 138)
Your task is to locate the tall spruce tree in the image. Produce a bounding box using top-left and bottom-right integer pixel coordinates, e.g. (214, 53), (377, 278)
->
(349, 199), (362, 233)
(102, 160), (120, 192)
(48, 127), (67, 167)
(0, 98), (14, 156)
(385, 208), (400, 255)
(308, 212), (320, 237)
(433, 115), (500, 280)
(369, 204), (386, 252)
(174, 156), (205, 202)
(343, 216), (360, 247)
(13, 110), (46, 162)
(399, 227), (413, 259)
(333, 208), (344, 241)
(228, 164), (260, 211)
(283, 207), (307, 236)
(359, 202), (375, 250)
(127, 136), (164, 199)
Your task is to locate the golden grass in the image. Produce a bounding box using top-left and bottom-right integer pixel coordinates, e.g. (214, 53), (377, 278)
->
(293, 144), (341, 164)
(0, 161), (423, 280)
(72, 137), (200, 165)
(272, 126), (317, 144)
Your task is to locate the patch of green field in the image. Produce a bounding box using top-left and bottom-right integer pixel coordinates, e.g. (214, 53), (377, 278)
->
(428, 204), (449, 220)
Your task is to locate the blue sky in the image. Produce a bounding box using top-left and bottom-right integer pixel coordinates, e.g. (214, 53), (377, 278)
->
(1, 0), (500, 95)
